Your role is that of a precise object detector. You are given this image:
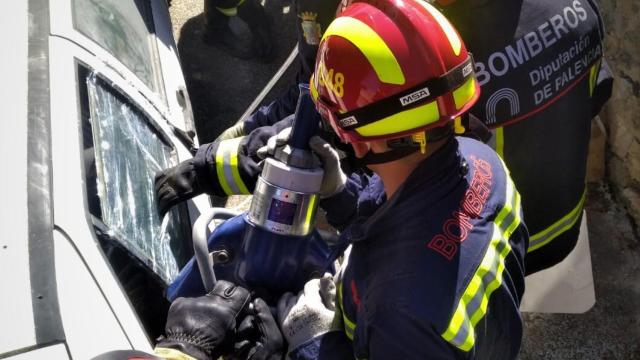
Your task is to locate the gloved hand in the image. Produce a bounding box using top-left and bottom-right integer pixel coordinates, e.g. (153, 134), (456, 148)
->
(232, 298), (284, 360)
(216, 121), (246, 142)
(277, 274), (342, 352)
(256, 127), (292, 159)
(154, 159), (207, 217)
(308, 136), (347, 198)
(155, 280), (251, 360)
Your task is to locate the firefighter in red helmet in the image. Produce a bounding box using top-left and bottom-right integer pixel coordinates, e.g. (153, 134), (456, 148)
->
(273, 1), (528, 358)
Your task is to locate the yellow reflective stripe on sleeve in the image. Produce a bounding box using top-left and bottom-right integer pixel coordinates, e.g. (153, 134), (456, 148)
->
(442, 160), (521, 352)
(337, 281), (356, 340)
(215, 0), (245, 16)
(416, 1), (462, 56)
(154, 347), (197, 360)
(215, 137), (251, 195)
(588, 59), (601, 97)
(321, 17), (405, 85)
(528, 187), (586, 252)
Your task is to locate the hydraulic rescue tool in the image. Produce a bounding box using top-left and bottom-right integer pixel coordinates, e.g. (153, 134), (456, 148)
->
(167, 85), (336, 303)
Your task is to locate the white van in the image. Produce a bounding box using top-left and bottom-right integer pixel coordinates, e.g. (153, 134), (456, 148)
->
(1, 1), (212, 358)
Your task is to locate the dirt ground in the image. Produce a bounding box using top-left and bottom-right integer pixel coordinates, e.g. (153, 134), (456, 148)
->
(169, 2), (640, 358)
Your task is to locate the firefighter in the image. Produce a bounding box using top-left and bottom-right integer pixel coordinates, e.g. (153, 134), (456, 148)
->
(268, 1), (527, 357)
(433, 0), (613, 274)
(202, 0), (273, 60)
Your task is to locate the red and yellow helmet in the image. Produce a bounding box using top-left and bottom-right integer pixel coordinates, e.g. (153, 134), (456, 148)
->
(310, 0), (479, 143)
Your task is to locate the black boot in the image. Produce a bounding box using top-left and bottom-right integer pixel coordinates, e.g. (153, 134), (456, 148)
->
(237, 0), (275, 62)
(203, 0), (254, 60)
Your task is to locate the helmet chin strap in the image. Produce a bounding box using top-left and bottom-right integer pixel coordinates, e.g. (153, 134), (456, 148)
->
(357, 146), (420, 165)
(353, 123), (454, 166)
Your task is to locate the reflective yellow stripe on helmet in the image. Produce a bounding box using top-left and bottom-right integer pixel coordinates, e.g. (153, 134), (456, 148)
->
(453, 77), (477, 110)
(215, 137), (251, 195)
(442, 160), (521, 352)
(321, 17), (405, 85)
(528, 188), (586, 252)
(355, 100), (440, 137)
(354, 71), (476, 138)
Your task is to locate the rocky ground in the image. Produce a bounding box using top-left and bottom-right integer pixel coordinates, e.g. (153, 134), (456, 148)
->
(169, 2), (640, 358)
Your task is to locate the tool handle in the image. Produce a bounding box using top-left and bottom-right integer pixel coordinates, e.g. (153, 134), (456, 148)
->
(288, 84), (320, 151)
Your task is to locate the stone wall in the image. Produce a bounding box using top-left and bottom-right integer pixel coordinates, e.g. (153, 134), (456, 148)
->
(598, 0), (640, 227)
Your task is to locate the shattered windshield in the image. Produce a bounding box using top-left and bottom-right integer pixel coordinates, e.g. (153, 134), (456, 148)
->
(86, 75), (187, 282)
(73, 0), (160, 92)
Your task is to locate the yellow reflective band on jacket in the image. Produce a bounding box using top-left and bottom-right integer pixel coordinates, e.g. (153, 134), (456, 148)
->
(588, 59), (601, 97)
(215, 0), (245, 16)
(337, 281), (356, 340)
(528, 187), (586, 252)
(321, 17), (405, 85)
(154, 347), (197, 360)
(442, 161), (521, 352)
(215, 137), (251, 195)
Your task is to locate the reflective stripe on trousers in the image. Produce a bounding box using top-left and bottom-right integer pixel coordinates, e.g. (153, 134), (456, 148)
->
(490, 118), (589, 254)
(527, 187), (585, 252)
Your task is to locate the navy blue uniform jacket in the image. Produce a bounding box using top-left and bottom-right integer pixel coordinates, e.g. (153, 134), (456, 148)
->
(293, 137), (528, 359)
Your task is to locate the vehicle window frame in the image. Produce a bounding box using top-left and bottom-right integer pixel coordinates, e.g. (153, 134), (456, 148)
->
(47, 0), (168, 109)
(75, 61), (193, 284)
(70, 0), (166, 99)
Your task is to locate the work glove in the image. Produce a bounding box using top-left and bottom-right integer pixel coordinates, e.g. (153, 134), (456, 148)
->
(277, 274), (343, 353)
(154, 159), (208, 217)
(216, 121), (247, 141)
(308, 136), (347, 198)
(232, 298), (284, 360)
(256, 127), (291, 160)
(155, 280), (251, 360)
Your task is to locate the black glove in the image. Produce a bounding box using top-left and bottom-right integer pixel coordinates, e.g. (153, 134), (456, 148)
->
(154, 158), (208, 217)
(155, 280), (252, 360)
(232, 298), (284, 360)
